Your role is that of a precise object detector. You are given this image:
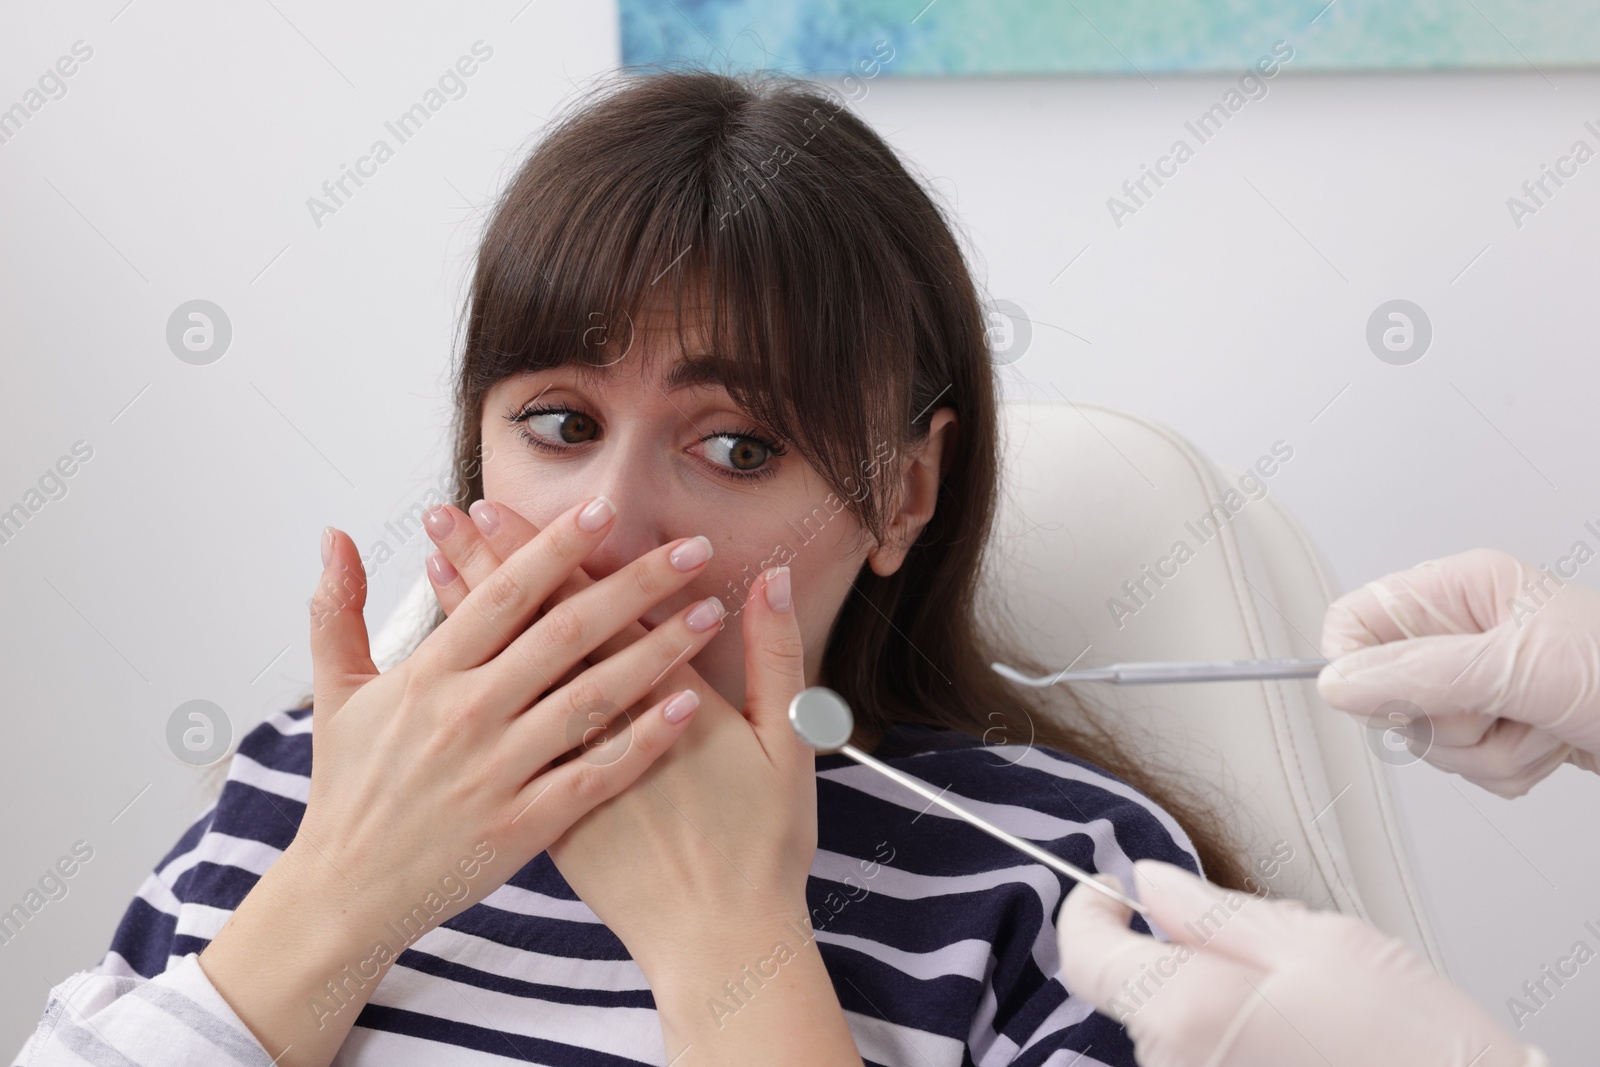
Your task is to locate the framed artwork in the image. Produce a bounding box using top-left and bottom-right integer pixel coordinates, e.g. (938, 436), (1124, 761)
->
(619, 0), (1600, 76)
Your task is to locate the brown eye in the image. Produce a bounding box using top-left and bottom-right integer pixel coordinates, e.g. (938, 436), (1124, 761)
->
(727, 437), (768, 471)
(520, 409), (597, 445)
(704, 434), (773, 473)
(554, 412), (596, 443)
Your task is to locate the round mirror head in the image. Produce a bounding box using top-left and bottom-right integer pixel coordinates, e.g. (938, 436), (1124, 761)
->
(789, 687), (855, 751)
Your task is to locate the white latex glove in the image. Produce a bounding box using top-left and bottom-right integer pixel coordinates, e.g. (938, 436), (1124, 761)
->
(1317, 547), (1600, 797)
(1056, 859), (1550, 1067)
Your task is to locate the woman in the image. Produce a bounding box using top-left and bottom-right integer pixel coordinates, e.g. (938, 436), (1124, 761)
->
(14, 68), (1247, 1067)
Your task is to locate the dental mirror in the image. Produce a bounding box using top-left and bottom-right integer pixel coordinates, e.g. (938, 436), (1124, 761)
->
(789, 687), (1149, 915)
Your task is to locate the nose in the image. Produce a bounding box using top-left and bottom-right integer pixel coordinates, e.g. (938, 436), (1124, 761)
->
(571, 450), (676, 585)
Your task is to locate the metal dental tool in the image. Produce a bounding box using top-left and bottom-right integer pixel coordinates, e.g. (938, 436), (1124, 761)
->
(788, 687), (1149, 915)
(991, 657), (1331, 688)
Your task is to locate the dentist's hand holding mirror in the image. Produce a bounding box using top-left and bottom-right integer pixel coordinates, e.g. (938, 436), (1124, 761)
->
(1054, 547), (1600, 1066)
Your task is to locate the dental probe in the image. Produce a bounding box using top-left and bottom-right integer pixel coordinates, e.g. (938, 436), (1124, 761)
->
(788, 687), (1150, 916)
(991, 657), (1331, 688)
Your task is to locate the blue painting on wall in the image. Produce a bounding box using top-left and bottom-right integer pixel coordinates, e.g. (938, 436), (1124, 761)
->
(619, 0), (1600, 75)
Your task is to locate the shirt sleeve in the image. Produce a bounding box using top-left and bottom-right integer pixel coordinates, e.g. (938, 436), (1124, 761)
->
(10, 954), (277, 1067)
(10, 710), (309, 1067)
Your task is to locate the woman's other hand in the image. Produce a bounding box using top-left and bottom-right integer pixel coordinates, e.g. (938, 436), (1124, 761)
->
(1317, 547), (1600, 797)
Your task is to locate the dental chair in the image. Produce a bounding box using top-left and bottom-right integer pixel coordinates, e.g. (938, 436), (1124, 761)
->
(983, 397), (1444, 971)
(365, 397), (1444, 972)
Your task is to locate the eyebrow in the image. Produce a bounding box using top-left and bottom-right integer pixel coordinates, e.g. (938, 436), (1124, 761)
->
(661, 354), (741, 394)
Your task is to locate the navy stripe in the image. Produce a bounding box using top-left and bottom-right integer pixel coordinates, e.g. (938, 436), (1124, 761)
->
(396, 949), (657, 1010)
(103, 895), (177, 979)
(351, 1003), (650, 1066)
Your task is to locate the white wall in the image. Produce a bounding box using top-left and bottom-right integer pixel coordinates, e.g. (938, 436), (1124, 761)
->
(3, 1), (1597, 1059)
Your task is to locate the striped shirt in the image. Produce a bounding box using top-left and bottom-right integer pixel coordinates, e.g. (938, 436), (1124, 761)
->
(12, 705), (1201, 1066)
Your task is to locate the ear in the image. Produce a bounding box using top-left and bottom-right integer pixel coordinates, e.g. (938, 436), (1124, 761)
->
(867, 407), (959, 578)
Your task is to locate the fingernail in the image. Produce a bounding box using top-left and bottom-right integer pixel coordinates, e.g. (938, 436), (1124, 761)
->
(427, 551), (458, 585)
(763, 566), (791, 612)
(578, 495), (616, 532)
(670, 535), (713, 571)
(321, 527), (334, 568)
(424, 506), (455, 538)
(469, 500), (501, 537)
(662, 689), (700, 724)
(685, 596), (726, 633)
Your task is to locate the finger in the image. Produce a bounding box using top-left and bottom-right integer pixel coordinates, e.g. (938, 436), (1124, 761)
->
(497, 594), (726, 783)
(1424, 724), (1573, 798)
(508, 685), (701, 837)
(1320, 548), (1529, 659)
(1316, 628), (1512, 720)
(423, 503), (509, 591)
(421, 495), (618, 672)
(1056, 873), (1175, 1009)
(1424, 711), (1498, 748)
(740, 565), (809, 761)
(426, 550), (468, 615)
(468, 499), (707, 717)
(430, 500), (609, 624)
(424, 501), (526, 616)
(1128, 859), (1320, 970)
(466, 500), (721, 719)
(466, 500), (539, 567)
(309, 527), (379, 719)
(1057, 874), (1263, 1058)
(480, 534), (716, 709)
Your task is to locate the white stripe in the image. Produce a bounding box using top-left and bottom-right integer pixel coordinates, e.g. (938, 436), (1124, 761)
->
(812, 929), (991, 982)
(154, 831), (283, 884)
(966, 952), (1002, 1062)
(1001, 746), (1203, 875)
(368, 959), (665, 1062)
(816, 763), (1149, 889)
(842, 1008), (966, 1067)
(818, 762), (1096, 841)
(1040, 1047), (1121, 1067)
(264, 708), (313, 735)
(92, 950), (144, 980)
(403, 924), (650, 992)
(331, 1024), (545, 1065)
(818, 749), (1195, 934)
(813, 849), (1070, 988)
(174, 903), (233, 942)
(977, 987), (1099, 1067)
(130, 870), (181, 916)
(479, 881), (604, 924)
(139, 833), (286, 921)
(226, 752), (310, 804)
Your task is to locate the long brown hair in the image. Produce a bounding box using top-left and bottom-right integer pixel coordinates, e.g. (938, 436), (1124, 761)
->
(372, 66), (1250, 891)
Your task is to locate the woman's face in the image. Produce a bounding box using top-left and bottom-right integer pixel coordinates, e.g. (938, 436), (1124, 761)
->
(478, 312), (926, 710)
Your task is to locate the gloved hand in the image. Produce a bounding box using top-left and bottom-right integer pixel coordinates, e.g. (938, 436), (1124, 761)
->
(1317, 547), (1600, 797)
(1056, 859), (1550, 1067)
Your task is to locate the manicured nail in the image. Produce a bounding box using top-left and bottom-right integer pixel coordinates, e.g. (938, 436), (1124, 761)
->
(763, 566), (791, 612)
(469, 500), (501, 537)
(578, 495), (616, 532)
(670, 535), (713, 571)
(684, 596), (726, 633)
(321, 527), (334, 568)
(424, 505), (454, 538)
(662, 689), (700, 724)
(427, 551), (458, 585)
